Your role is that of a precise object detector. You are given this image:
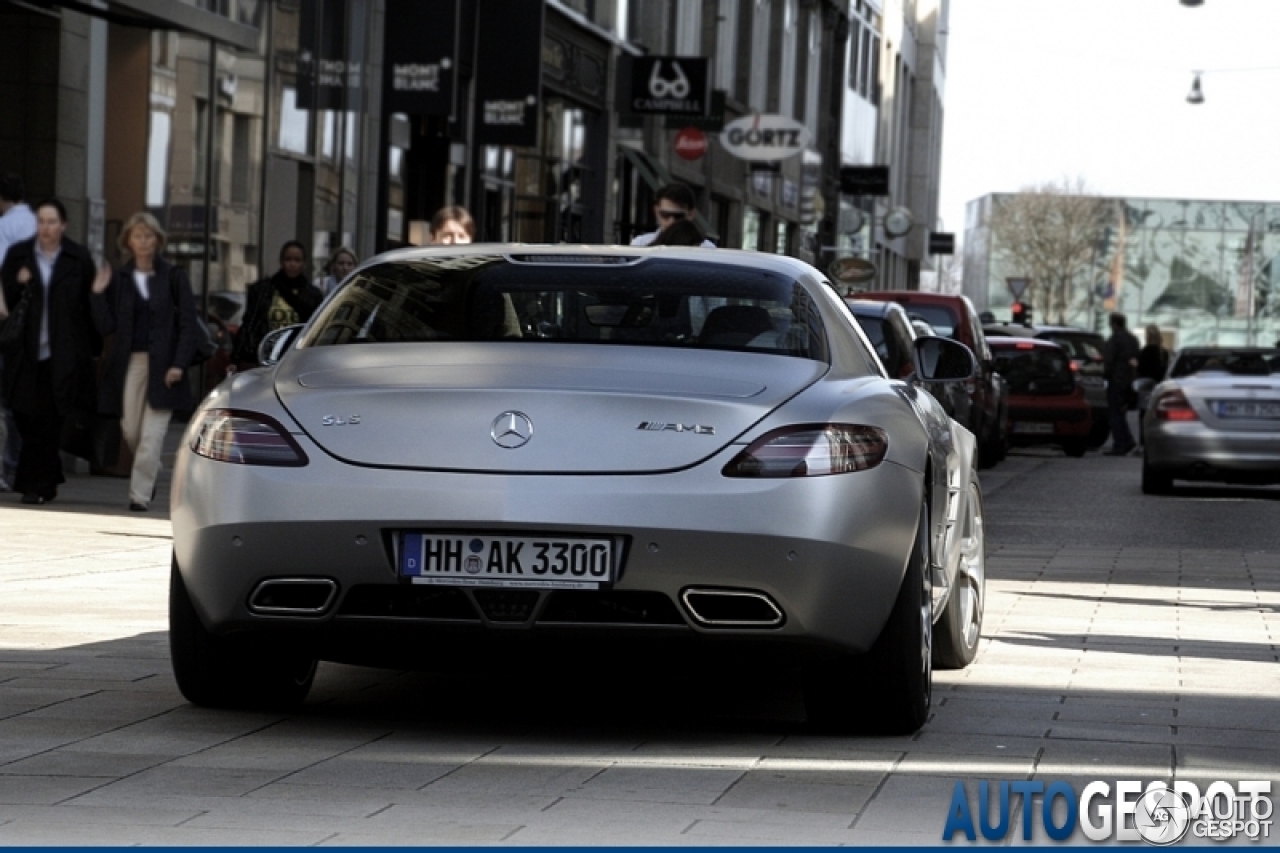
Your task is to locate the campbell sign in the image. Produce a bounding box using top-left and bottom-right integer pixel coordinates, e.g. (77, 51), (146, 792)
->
(719, 114), (811, 161)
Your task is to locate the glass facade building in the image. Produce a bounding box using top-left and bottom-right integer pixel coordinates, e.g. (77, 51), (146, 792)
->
(964, 194), (1280, 348)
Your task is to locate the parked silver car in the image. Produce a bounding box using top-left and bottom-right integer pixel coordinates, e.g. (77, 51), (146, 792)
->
(1140, 346), (1280, 494)
(169, 246), (986, 733)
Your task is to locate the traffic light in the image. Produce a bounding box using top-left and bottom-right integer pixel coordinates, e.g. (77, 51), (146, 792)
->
(1010, 301), (1032, 326)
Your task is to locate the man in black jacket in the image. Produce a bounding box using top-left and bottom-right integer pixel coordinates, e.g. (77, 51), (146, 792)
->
(1102, 311), (1141, 456)
(0, 199), (99, 503)
(230, 240), (322, 369)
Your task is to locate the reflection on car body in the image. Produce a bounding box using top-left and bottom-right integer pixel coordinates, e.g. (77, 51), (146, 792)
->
(170, 246), (988, 734)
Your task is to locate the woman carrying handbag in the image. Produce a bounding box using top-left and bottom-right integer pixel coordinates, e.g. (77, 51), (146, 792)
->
(90, 211), (198, 511)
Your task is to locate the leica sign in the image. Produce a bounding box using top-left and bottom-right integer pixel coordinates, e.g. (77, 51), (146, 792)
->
(629, 57), (710, 117)
(674, 127), (707, 161)
(719, 114), (811, 161)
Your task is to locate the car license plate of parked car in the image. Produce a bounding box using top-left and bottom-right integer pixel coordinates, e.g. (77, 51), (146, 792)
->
(1012, 421), (1054, 434)
(1214, 400), (1280, 419)
(399, 533), (615, 589)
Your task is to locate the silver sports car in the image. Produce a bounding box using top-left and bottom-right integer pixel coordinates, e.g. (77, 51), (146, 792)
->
(1140, 346), (1280, 494)
(170, 246), (986, 734)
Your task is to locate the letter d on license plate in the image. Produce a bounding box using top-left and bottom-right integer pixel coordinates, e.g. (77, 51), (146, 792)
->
(400, 533), (615, 589)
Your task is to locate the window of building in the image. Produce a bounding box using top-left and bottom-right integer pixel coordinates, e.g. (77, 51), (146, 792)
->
(749, 0), (771, 110)
(675, 0), (701, 55)
(715, 0), (738, 93)
(804, 10), (821, 140)
(779, 0), (797, 117)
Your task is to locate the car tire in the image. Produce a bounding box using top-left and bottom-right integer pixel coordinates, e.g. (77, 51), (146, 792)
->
(1141, 460), (1174, 495)
(933, 470), (984, 669)
(803, 501), (932, 735)
(169, 558), (316, 709)
(1063, 439), (1087, 458)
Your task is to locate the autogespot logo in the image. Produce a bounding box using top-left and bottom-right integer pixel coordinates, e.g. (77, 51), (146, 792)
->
(942, 780), (1272, 844)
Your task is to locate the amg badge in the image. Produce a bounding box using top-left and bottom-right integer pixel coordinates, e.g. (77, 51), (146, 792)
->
(637, 422), (715, 435)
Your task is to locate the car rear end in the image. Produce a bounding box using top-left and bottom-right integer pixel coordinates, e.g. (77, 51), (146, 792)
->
(989, 338), (1092, 456)
(1143, 348), (1280, 485)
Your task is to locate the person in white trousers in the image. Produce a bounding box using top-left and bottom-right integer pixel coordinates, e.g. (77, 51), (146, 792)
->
(90, 212), (198, 511)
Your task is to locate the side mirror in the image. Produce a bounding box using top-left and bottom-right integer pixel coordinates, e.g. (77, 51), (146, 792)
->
(258, 324), (305, 367)
(914, 336), (976, 382)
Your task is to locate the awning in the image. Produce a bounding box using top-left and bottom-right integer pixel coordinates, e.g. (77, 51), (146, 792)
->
(6, 0), (259, 50)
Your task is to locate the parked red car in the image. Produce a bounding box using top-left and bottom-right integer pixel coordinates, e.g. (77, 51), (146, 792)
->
(988, 337), (1092, 457)
(859, 291), (1008, 467)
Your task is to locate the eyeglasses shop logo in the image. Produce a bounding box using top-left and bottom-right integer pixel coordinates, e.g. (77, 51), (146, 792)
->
(943, 780), (1272, 844)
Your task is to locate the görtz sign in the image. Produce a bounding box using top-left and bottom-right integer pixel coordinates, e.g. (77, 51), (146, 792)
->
(719, 114), (811, 161)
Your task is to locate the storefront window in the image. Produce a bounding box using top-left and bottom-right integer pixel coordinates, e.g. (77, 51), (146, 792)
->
(743, 207), (761, 251)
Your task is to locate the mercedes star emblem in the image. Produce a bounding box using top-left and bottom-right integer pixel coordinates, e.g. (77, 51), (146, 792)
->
(490, 411), (534, 449)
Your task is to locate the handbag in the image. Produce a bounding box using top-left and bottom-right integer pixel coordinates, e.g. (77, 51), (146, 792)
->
(169, 267), (217, 367)
(0, 280), (32, 355)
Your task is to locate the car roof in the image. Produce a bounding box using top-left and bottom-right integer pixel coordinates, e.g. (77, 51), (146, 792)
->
(359, 243), (822, 280)
(843, 298), (901, 318)
(988, 336), (1064, 350)
(1176, 346), (1279, 354)
(857, 290), (971, 307)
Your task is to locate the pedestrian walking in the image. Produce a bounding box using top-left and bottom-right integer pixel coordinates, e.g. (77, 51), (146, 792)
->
(90, 212), (198, 512)
(428, 206), (475, 244)
(1135, 324), (1170, 445)
(0, 172), (37, 491)
(315, 246), (357, 298)
(629, 183), (716, 248)
(230, 240), (322, 369)
(0, 198), (100, 504)
(1102, 311), (1141, 456)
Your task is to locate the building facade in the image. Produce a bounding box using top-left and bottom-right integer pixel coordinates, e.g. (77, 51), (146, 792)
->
(4, 0), (943, 315)
(964, 193), (1280, 348)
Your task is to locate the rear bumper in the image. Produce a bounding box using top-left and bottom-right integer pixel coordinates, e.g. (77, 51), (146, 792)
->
(1007, 398), (1093, 442)
(1145, 422), (1280, 480)
(171, 437), (926, 659)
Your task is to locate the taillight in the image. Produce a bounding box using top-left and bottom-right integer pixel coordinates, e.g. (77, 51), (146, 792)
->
(722, 425), (888, 478)
(1069, 359), (1081, 372)
(190, 409), (309, 466)
(1154, 389), (1198, 422)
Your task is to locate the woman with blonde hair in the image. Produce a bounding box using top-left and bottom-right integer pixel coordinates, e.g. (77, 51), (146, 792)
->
(90, 211), (199, 511)
(316, 246), (357, 298)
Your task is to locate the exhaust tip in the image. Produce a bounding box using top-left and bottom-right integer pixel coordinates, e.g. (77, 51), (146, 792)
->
(249, 578), (338, 616)
(680, 588), (785, 628)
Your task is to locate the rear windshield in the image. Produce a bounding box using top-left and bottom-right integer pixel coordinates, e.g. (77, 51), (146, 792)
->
(1170, 350), (1280, 378)
(301, 256), (829, 362)
(993, 347), (1075, 395)
(1038, 333), (1103, 362)
(903, 304), (958, 338)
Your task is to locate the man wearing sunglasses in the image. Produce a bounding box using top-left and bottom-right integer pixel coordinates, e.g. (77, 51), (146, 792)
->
(629, 182), (716, 248)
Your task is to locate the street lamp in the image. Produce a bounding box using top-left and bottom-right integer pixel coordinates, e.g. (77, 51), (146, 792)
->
(1186, 72), (1205, 104)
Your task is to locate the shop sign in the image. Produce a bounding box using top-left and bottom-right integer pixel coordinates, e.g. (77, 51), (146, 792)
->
(383, 0), (458, 115)
(719, 114), (811, 161)
(674, 127), (707, 161)
(298, 0), (361, 110)
(475, 0), (544, 147)
(629, 57), (710, 116)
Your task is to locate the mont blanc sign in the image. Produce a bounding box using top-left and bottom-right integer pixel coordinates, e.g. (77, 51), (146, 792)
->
(719, 114), (811, 161)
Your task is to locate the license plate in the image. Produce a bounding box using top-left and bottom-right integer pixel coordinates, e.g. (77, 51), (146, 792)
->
(1012, 421), (1054, 434)
(399, 533), (615, 589)
(1214, 400), (1280, 419)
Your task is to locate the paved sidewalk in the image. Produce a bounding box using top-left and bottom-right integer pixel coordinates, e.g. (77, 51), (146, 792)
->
(0, 447), (1276, 844)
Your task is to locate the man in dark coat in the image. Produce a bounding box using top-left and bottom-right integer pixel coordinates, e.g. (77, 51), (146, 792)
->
(230, 240), (322, 369)
(0, 199), (99, 503)
(1102, 311), (1141, 456)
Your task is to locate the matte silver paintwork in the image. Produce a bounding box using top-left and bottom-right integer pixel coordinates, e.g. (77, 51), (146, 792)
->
(172, 246), (978, 659)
